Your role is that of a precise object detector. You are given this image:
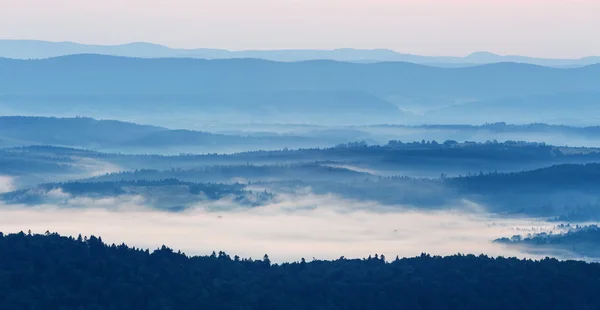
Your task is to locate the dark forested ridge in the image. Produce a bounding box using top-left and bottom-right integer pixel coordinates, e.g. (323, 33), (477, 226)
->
(449, 163), (600, 191)
(1, 232), (600, 310)
(444, 163), (600, 217)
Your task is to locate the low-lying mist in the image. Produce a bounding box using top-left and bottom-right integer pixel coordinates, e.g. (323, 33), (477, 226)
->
(0, 175), (15, 194)
(0, 190), (557, 262)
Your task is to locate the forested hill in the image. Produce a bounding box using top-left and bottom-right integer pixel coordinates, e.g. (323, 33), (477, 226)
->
(449, 163), (600, 191)
(2, 232), (600, 310)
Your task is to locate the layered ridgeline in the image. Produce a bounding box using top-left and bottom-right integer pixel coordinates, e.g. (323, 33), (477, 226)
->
(5, 142), (600, 220)
(7, 117), (600, 152)
(1, 56), (600, 124)
(2, 40), (600, 67)
(0, 116), (335, 153)
(1, 231), (600, 310)
(5, 139), (600, 184)
(9, 117), (600, 152)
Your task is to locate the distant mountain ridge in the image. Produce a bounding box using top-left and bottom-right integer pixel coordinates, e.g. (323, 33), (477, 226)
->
(1, 54), (600, 125)
(1, 39), (599, 67)
(1, 55), (598, 97)
(0, 116), (331, 153)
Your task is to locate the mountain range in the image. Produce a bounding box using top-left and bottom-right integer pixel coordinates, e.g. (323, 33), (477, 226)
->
(1, 54), (600, 125)
(2, 40), (599, 67)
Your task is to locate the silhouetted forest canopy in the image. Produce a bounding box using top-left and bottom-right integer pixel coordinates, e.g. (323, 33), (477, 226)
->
(1, 232), (600, 310)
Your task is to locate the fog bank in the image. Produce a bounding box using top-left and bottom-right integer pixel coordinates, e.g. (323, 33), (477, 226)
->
(0, 192), (558, 262)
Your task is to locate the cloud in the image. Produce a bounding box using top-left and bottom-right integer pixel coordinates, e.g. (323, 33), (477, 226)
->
(319, 163), (382, 176)
(71, 157), (122, 177)
(45, 188), (71, 199)
(0, 175), (16, 194)
(0, 191), (556, 263)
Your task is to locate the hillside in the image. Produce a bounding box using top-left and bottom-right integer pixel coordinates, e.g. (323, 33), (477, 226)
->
(450, 163), (600, 191)
(447, 163), (600, 217)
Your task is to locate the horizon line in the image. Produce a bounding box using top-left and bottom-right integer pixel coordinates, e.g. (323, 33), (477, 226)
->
(2, 38), (599, 60)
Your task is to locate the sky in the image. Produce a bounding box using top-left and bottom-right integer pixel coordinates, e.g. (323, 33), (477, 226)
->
(1, 0), (599, 58)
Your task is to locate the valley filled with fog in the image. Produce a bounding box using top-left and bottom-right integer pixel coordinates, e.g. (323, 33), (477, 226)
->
(2, 117), (600, 262)
(2, 53), (600, 264)
(5, 0), (600, 304)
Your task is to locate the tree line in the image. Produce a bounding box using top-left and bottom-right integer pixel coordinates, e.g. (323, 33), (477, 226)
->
(1, 231), (600, 310)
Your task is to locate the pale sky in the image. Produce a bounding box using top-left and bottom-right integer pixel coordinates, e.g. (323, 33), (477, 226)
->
(1, 0), (598, 58)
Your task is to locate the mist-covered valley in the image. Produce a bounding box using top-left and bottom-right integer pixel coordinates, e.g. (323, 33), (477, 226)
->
(3, 113), (600, 261)
(7, 0), (600, 306)
(1, 54), (600, 269)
